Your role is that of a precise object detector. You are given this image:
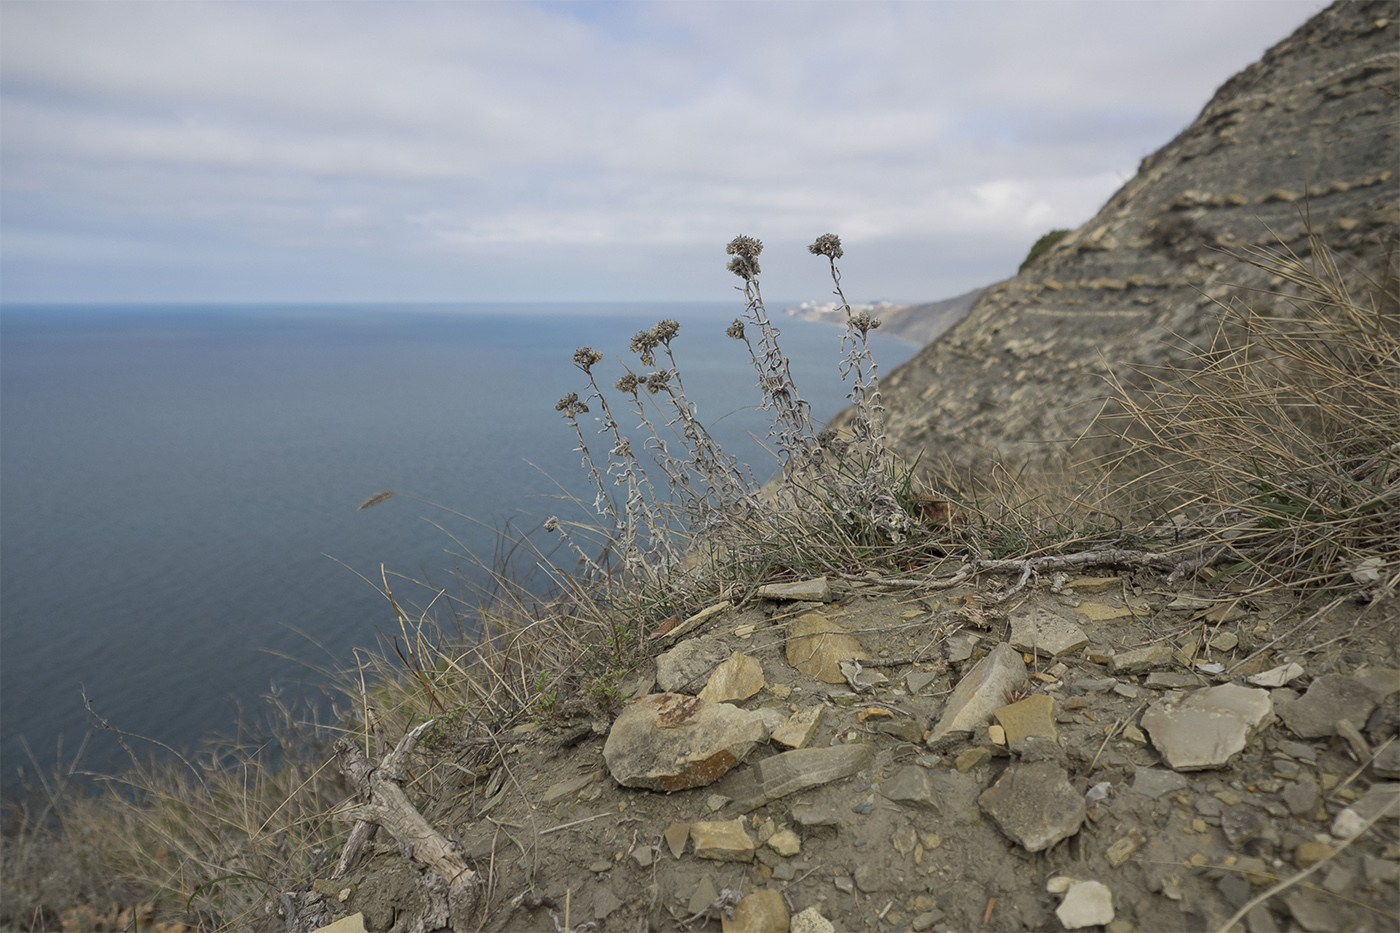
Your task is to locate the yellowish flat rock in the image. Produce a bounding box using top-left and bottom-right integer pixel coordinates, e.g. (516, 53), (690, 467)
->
(785, 613), (868, 684)
(697, 651), (766, 704)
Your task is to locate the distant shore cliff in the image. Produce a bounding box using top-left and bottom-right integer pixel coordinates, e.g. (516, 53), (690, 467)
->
(785, 287), (988, 346)
(839, 0), (1398, 478)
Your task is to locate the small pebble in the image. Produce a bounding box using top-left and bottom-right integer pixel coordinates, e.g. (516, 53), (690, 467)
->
(1332, 808), (1367, 838)
(1294, 841), (1335, 868)
(1363, 854), (1399, 884)
(1210, 632), (1239, 651)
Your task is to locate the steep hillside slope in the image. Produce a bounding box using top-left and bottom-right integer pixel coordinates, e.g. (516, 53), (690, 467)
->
(852, 0), (1398, 478)
(876, 285), (990, 345)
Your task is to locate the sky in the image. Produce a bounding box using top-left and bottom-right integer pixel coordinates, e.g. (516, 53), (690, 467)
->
(0, 0), (1328, 306)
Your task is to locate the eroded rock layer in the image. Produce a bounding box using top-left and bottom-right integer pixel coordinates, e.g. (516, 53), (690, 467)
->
(851, 1), (1399, 476)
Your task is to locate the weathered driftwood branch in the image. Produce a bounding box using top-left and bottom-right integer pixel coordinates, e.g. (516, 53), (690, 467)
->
(334, 721), (481, 931)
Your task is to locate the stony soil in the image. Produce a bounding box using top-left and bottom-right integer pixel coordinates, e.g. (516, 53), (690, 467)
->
(302, 571), (1399, 933)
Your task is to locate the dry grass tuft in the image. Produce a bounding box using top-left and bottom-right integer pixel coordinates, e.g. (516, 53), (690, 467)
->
(1105, 231), (1399, 593)
(2, 693), (348, 931)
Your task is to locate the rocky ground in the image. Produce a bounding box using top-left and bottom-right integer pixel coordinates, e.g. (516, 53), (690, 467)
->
(301, 570), (1399, 933)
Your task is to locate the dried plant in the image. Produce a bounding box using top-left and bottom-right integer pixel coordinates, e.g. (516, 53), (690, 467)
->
(547, 234), (933, 604)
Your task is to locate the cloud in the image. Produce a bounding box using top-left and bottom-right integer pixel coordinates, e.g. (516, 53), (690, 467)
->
(0, 0), (1328, 302)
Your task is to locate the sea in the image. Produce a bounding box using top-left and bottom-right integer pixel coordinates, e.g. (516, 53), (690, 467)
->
(0, 302), (918, 779)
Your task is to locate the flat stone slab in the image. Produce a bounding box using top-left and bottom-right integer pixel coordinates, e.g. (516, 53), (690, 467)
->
(603, 693), (768, 791)
(697, 651), (766, 704)
(1056, 880), (1114, 929)
(541, 769), (604, 803)
(1248, 662), (1305, 688)
(654, 600), (732, 643)
(758, 577), (831, 602)
(1146, 671), (1207, 690)
(995, 694), (1059, 743)
(731, 743), (875, 812)
(1110, 644), (1176, 673)
(756, 707), (787, 735)
(725, 889), (787, 933)
(1275, 674), (1379, 738)
(767, 829), (800, 856)
(880, 765), (939, 810)
(663, 823), (689, 858)
(770, 705), (824, 749)
(656, 636), (733, 694)
(1140, 683), (1273, 771)
(691, 819), (755, 862)
(593, 887), (623, 921)
(785, 613), (869, 684)
(929, 642), (1027, 743)
(945, 633), (979, 663)
(1009, 604), (1088, 658)
(1373, 741), (1400, 779)
(790, 905), (835, 933)
(1076, 597), (1146, 622)
(1355, 667), (1400, 698)
(978, 759), (1085, 852)
(789, 803), (842, 827)
(1130, 768), (1189, 799)
(1351, 782), (1400, 824)
(906, 670), (941, 693)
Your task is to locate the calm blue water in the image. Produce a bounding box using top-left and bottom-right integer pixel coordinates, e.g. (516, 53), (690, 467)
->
(0, 303), (917, 777)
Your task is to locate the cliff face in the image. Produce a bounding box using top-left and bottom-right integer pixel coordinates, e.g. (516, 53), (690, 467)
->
(855, 1), (1398, 478)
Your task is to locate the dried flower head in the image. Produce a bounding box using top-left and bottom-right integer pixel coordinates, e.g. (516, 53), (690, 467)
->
(614, 372), (641, 394)
(613, 437), (632, 458)
(555, 392), (590, 416)
(726, 319), (746, 340)
(651, 319), (680, 344)
(727, 255), (760, 279)
(543, 516), (560, 532)
(630, 329), (659, 366)
(573, 347), (603, 372)
(808, 233), (843, 259)
(725, 235), (763, 279)
(645, 371), (672, 394)
(726, 235), (763, 259)
(851, 311), (881, 335)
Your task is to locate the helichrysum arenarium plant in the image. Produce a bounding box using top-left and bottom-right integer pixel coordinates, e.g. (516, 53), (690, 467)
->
(550, 234), (921, 604)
